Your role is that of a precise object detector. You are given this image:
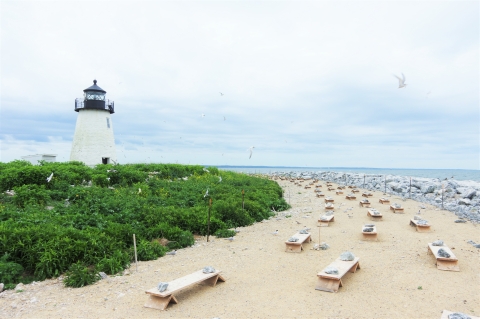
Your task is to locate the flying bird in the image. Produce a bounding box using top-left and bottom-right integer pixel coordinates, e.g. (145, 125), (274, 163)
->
(249, 146), (255, 159)
(202, 114), (205, 117)
(203, 167), (210, 173)
(223, 116), (226, 121)
(218, 176), (222, 183)
(219, 92), (224, 96)
(394, 73), (407, 88)
(204, 188), (209, 198)
(46, 173), (54, 183)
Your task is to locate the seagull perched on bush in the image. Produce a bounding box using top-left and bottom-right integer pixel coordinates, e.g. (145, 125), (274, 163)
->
(46, 173), (54, 183)
(394, 73), (407, 88)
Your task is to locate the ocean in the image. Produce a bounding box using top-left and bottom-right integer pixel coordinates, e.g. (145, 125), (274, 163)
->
(217, 166), (480, 182)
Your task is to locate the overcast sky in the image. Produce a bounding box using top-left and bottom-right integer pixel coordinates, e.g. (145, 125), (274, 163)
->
(1, 1), (479, 169)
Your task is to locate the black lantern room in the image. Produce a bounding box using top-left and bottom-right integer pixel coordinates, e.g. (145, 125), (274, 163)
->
(75, 80), (114, 114)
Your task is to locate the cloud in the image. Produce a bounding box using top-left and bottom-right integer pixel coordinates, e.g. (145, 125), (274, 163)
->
(1, 1), (478, 169)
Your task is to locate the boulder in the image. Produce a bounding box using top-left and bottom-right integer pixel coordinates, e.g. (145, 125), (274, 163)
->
(421, 184), (436, 194)
(458, 198), (471, 206)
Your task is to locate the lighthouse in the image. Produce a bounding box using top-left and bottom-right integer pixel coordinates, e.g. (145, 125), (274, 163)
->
(70, 80), (117, 166)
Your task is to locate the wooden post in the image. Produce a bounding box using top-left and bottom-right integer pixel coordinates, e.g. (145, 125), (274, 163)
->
(441, 182), (444, 210)
(242, 189), (245, 211)
(207, 198), (212, 242)
(384, 175), (386, 194)
(133, 234), (138, 272)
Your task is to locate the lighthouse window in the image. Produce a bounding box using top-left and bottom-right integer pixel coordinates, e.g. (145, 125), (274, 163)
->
(84, 92), (105, 101)
(106, 118), (110, 128)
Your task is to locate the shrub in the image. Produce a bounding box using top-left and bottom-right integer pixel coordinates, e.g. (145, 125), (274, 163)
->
(214, 229), (236, 238)
(0, 253), (24, 285)
(96, 250), (130, 275)
(135, 239), (167, 261)
(64, 262), (100, 288)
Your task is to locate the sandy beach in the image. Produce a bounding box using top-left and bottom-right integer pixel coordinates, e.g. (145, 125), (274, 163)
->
(1, 179), (479, 319)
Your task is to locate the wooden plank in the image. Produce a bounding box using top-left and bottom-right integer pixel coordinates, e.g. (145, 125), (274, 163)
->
(144, 294), (178, 310)
(390, 205), (404, 213)
(361, 225), (377, 241)
(317, 257), (361, 280)
(318, 214), (334, 227)
(410, 219), (431, 232)
(285, 233), (311, 253)
(427, 243), (460, 271)
(145, 270), (223, 297)
(367, 210), (383, 221)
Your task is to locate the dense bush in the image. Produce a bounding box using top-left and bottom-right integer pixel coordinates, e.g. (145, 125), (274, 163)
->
(0, 161), (289, 287)
(0, 253), (24, 286)
(63, 262), (100, 288)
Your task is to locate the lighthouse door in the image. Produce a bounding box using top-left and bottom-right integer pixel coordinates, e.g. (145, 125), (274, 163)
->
(102, 157), (110, 164)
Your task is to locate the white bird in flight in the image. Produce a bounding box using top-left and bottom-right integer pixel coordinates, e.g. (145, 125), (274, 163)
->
(219, 92), (224, 96)
(202, 114), (205, 117)
(249, 146), (255, 159)
(394, 73), (407, 88)
(203, 167), (210, 173)
(204, 188), (209, 198)
(46, 173), (54, 183)
(218, 176), (222, 183)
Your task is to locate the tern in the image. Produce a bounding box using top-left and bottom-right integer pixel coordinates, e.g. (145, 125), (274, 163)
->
(394, 73), (407, 88)
(272, 230), (279, 235)
(46, 173), (54, 183)
(225, 237), (234, 241)
(249, 146), (255, 159)
(166, 250), (177, 255)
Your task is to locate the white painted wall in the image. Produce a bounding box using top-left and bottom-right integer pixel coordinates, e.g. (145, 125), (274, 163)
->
(21, 154), (57, 164)
(70, 109), (117, 166)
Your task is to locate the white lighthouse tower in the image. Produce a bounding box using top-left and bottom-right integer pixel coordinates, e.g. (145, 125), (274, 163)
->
(70, 80), (117, 166)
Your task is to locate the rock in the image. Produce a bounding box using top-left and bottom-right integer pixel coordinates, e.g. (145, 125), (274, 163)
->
(474, 244), (480, 249)
(454, 219), (467, 223)
(458, 198), (471, 205)
(157, 282), (168, 292)
(421, 184), (436, 194)
(461, 188), (477, 199)
(437, 248), (451, 258)
(203, 266), (215, 273)
(0, 283), (4, 292)
(98, 272), (108, 280)
(432, 240), (444, 246)
(340, 251), (355, 261)
(324, 267), (339, 274)
(448, 312), (472, 319)
(434, 197), (442, 203)
(15, 283), (24, 291)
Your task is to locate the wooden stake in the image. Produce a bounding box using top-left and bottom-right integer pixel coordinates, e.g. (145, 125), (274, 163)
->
(207, 198), (212, 242)
(242, 189), (245, 211)
(133, 234), (138, 272)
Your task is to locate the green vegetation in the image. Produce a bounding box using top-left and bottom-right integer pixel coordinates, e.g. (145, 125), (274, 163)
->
(0, 160), (289, 287)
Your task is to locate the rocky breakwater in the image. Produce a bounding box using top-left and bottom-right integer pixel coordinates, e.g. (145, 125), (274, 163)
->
(266, 171), (480, 224)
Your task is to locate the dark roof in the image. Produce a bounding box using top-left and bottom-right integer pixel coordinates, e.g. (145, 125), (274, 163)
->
(83, 79), (106, 93)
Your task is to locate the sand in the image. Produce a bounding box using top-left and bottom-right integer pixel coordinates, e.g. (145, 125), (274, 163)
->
(1, 179), (479, 319)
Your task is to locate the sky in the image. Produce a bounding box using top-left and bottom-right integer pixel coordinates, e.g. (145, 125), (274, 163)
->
(1, 0), (479, 169)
